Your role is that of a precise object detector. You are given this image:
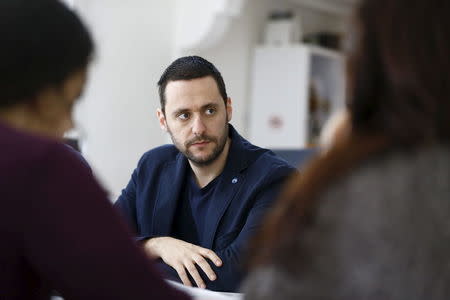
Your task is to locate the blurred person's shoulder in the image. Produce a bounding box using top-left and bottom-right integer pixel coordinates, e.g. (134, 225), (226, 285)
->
(318, 145), (450, 236)
(1, 122), (61, 168)
(243, 146), (450, 300)
(0, 121), (91, 181)
(63, 144), (92, 173)
(325, 145), (450, 197)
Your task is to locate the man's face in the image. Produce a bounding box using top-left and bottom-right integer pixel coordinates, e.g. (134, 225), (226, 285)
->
(157, 76), (232, 166)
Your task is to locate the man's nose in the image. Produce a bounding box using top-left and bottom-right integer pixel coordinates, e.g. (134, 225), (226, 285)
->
(192, 116), (206, 136)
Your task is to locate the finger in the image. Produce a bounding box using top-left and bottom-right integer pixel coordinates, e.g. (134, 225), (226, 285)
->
(185, 262), (206, 289)
(174, 266), (192, 287)
(198, 247), (222, 267)
(193, 255), (217, 281)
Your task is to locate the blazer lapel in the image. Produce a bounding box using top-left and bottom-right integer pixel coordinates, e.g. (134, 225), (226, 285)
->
(203, 125), (249, 249)
(151, 153), (188, 236)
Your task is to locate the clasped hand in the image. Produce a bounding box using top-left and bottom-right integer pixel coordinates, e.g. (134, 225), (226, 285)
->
(144, 236), (222, 288)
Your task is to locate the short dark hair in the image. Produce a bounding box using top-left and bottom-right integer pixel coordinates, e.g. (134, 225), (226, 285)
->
(0, 0), (94, 108)
(157, 56), (228, 112)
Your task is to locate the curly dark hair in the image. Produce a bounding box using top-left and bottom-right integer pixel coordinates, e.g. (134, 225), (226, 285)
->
(0, 0), (94, 108)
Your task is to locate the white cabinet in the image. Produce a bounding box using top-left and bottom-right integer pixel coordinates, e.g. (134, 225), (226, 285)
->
(248, 44), (345, 149)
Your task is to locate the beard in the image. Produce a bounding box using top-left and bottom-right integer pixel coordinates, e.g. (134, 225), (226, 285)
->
(168, 122), (229, 167)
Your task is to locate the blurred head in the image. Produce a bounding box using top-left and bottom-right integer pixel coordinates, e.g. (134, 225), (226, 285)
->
(250, 0), (450, 269)
(156, 57), (232, 166)
(0, 0), (94, 139)
(347, 0), (450, 145)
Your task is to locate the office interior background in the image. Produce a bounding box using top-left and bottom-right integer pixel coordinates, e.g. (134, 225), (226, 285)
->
(65, 0), (356, 199)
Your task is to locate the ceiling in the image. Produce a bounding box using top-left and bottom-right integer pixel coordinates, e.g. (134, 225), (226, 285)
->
(287, 0), (359, 15)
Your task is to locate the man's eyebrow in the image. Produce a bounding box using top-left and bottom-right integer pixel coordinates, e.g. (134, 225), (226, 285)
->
(172, 108), (189, 117)
(171, 102), (219, 116)
(200, 102), (218, 109)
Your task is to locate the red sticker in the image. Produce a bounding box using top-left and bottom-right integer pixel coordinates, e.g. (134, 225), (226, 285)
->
(268, 115), (283, 129)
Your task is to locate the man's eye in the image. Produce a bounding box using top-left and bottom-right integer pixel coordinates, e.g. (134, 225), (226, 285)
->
(178, 113), (190, 120)
(205, 108), (216, 115)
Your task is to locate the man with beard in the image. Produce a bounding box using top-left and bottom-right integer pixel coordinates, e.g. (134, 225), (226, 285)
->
(115, 56), (295, 292)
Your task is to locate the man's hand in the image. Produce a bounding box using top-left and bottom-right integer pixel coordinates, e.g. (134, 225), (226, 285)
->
(143, 237), (222, 288)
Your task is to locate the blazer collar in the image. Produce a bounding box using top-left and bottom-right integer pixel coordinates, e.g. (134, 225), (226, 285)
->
(224, 124), (252, 174)
(152, 124), (255, 242)
(201, 124), (253, 248)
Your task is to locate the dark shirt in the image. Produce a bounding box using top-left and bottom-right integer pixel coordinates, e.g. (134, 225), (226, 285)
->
(0, 121), (190, 300)
(172, 171), (221, 247)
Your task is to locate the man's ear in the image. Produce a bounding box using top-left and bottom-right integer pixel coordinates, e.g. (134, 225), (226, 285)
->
(226, 98), (232, 122)
(156, 108), (168, 131)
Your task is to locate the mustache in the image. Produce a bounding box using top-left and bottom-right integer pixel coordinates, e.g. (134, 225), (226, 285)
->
(185, 135), (216, 147)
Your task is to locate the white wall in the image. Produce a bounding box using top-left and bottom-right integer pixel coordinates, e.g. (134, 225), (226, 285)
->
(74, 0), (176, 198)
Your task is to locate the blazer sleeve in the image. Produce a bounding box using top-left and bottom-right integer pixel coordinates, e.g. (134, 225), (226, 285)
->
(114, 162), (162, 242)
(114, 164), (140, 234)
(22, 145), (190, 300)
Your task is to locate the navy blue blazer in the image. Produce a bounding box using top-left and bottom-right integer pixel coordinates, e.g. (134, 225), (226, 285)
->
(115, 125), (296, 292)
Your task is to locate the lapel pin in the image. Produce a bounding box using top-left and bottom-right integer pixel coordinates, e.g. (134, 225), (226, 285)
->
(232, 178), (238, 184)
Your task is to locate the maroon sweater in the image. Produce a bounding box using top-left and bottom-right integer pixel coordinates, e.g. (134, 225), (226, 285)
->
(0, 122), (190, 300)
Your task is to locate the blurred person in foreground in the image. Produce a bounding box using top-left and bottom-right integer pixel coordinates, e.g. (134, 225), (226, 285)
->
(0, 1), (190, 299)
(243, 0), (450, 299)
